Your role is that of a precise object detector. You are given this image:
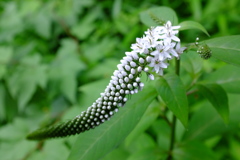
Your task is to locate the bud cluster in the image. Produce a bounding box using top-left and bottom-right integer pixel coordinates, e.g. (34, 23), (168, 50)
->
(27, 21), (185, 140)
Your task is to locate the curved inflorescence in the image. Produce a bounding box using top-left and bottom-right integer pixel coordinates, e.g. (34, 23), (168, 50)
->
(27, 21), (186, 140)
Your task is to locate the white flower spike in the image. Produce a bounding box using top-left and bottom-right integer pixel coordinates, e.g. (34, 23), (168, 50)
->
(27, 20), (186, 140)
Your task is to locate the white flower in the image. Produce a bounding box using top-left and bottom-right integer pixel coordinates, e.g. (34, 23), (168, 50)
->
(144, 27), (156, 37)
(148, 56), (169, 75)
(154, 26), (165, 36)
(167, 42), (179, 58)
(175, 42), (187, 56)
(164, 21), (180, 32)
(159, 21), (180, 44)
(148, 74), (155, 80)
(143, 36), (159, 49)
(131, 37), (149, 54)
(159, 30), (180, 44)
(150, 43), (171, 61)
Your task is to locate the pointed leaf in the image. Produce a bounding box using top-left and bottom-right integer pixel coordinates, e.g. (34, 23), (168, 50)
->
(140, 6), (178, 27)
(68, 85), (157, 160)
(179, 21), (210, 36)
(151, 119), (171, 150)
(125, 100), (160, 146)
(6, 54), (47, 111)
(0, 140), (36, 160)
(205, 35), (240, 66)
(183, 101), (226, 140)
(197, 84), (229, 123)
(184, 94), (240, 141)
(203, 65), (240, 94)
(127, 147), (160, 160)
(49, 39), (85, 103)
(173, 141), (217, 160)
(156, 73), (188, 127)
(181, 51), (203, 76)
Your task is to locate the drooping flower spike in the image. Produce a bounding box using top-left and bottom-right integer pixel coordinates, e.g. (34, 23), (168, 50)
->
(27, 21), (186, 140)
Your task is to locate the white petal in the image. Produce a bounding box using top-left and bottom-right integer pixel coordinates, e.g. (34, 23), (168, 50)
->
(150, 50), (159, 56)
(154, 65), (160, 73)
(158, 53), (165, 61)
(148, 74), (155, 80)
(172, 25), (181, 30)
(171, 36), (180, 42)
(160, 62), (168, 68)
(170, 49), (178, 57)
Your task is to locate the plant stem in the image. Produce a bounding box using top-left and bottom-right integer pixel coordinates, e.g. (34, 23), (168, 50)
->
(167, 58), (180, 160)
(167, 115), (177, 160)
(175, 58), (180, 75)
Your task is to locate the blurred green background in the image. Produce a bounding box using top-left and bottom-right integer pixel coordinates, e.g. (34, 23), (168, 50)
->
(0, 0), (240, 160)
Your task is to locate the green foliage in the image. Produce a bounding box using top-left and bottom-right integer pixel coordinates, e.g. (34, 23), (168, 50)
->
(206, 35), (240, 66)
(156, 73), (188, 127)
(173, 140), (217, 160)
(197, 84), (229, 123)
(179, 21), (210, 37)
(140, 6), (178, 26)
(0, 0), (240, 160)
(204, 65), (240, 94)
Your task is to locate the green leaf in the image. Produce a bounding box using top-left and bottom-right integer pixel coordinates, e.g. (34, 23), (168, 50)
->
(0, 84), (5, 121)
(156, 74), (188, 127)
(197, 84), (229, 123)
(29, 140), (69, 160)
(83, 36), (118, 63)
(183, 101), (226, 140)
(0, 46), (13, 79)
(0, 2), (24, 42)
(173, 140), (217, 160)
(140, 6), (178, 27)
(179, 21), (210, 36)
(230, 137), (240, 160)
(79, 79), (110, 107)
(86, 58), (119, 79)
(151, 119), (171, 151)
(228, 94), (240, 125)
(71, 22), (95, 40)
(112, 0), (122, 19)
(71, 7), (98, 40)
(33, 9), (51, 39)
(127, 147), (160, 160)
(205, 35), (240, 66)
(7, 54), (47, 111)
(125, 133), (156, 154)
(124, 100), (160, 146)
(102, 147), (129, 160)
(68, 85), (157, 160)
(49, 39), (85, 103)
(0, 117), (30, 140)
(203, 65), (240, 94)
(181, 51), (203, 76)
(0, 140), (36, 160)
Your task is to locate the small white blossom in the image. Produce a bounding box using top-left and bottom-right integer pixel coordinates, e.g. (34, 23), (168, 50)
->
(159, 21), (180, 44)
(150, 44), (171, 61)
(148, 56), (169, 75)
(148, 74), (155, 80)
(175, 42), (187, 56)
(131, 38), (149, 54)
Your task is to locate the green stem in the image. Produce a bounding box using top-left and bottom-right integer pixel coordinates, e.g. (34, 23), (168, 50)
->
(175, 58), (180, 75)
(167, 115), (177, 160)
(167, 58), (180, 160)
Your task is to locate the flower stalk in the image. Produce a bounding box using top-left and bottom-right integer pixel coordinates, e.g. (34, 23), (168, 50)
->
(27, 21), (186, 140)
